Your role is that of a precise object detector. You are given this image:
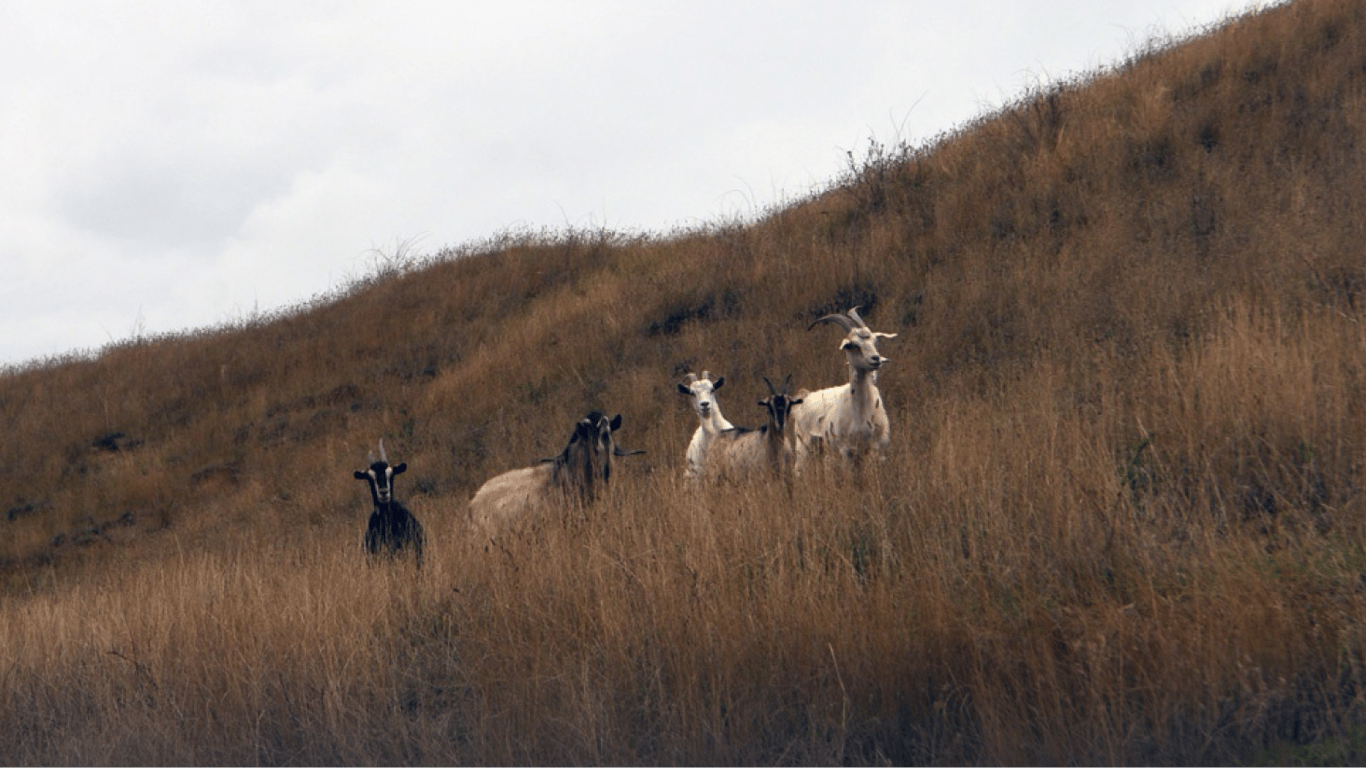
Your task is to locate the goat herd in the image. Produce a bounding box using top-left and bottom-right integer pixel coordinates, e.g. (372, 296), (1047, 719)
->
(354, 306), (896, 566)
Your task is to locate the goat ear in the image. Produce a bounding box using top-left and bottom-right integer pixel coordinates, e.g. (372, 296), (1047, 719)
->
(392, 463), (407, 475)
(610, 414), (623, 431)
(354, 471), (368, 480)
(875, 331), (899, 340)
(841, 339), (856, 350)
(613, 446), (645, 457)
(677, 382), (693, 395)
(713, 377), (724, 389)
(790, 398), (803, 406)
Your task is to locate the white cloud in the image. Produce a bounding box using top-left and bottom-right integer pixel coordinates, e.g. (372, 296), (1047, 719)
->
(0, 0), (1264, 367)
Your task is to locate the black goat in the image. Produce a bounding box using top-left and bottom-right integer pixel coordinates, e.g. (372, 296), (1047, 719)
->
(353, 440), (425, 568)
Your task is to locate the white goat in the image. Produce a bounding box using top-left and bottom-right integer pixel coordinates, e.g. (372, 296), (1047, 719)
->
(677, 371), (734, 481)
(794, 306), (897, 465)
(706, 376), (803, 483)
(468, 411), (643, 538)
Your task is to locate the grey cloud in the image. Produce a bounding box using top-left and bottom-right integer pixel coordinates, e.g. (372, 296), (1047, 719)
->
(57, 156), (294, 252)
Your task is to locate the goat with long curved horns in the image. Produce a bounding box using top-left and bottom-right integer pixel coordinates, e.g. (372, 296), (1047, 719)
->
(793, 306), (897, 465)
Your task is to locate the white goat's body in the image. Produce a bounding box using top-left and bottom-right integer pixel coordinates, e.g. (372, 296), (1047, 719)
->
(468, 464), (554, 538)
(685, 412), (734, 480)
(708, 426), (800, 482)
(797, 307), (896, 466)
(793, 372), (889, 463)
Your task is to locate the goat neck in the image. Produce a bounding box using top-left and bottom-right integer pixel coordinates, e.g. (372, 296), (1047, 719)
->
(846, 355), (881, 406)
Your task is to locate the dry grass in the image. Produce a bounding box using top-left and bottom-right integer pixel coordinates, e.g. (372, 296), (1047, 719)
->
(3, 0), (1366, 763)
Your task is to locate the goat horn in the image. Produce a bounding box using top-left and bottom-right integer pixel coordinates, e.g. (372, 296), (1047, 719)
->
(763, 376), (777, 396)
(847, 306), (870, 329)
(808, 311), (858, 333)
(683, 372), (698, 384)
(701, 370), (711, 381)
(378, 439), (388, 464)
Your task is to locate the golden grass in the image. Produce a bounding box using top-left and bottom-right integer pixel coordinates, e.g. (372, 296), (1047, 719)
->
(5, 301), (1364, 763)
(3, 0), (1366, 763)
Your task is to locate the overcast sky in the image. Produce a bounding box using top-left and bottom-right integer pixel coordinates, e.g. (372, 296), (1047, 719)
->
(1, 1), (1266, 368)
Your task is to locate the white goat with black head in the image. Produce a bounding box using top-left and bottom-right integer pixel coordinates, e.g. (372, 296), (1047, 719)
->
(707, 376), (803, 483)
(468, 411), (644, 538)
(354, 439), (425, 568)
(794, 306), (897, 465)
(677, 370), (733, 481)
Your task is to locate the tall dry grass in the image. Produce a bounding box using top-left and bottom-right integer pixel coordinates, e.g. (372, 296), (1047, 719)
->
(4, 299), (1364, 763)
(3, 0), (1366, 762)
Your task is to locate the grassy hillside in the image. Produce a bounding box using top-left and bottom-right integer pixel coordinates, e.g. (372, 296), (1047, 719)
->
(4, 0), (1366, 762)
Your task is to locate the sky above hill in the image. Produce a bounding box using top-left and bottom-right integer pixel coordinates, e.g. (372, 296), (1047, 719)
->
(1, 0), (1267, 368)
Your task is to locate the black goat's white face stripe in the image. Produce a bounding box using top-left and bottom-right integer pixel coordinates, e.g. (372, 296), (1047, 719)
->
(369, 467), (394, 501)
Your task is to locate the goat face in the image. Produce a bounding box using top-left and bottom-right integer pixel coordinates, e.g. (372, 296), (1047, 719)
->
(567, 411), (641, 469)
(354, 460), (407, 507)
(572, 411), (620, 457)
(841, 327), (895, 372)
(554, 411), (642, 499)
(809, 306), (897, 373)
(760, 376), (803, 435)
(583, 412), (645, 457)
(678, 371), (725, 420)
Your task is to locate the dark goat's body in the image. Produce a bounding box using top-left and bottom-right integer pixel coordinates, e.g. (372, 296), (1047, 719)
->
(364, 499), (425, 567)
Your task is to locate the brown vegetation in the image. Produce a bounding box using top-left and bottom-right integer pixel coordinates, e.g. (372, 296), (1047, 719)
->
(3, 0), (1366, 762)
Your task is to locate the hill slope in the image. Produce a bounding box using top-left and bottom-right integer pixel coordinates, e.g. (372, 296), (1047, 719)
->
(4, 0), (1366, 763)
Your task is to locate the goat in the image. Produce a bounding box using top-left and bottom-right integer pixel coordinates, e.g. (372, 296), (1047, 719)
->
(468, 411), (644, 538)
(793, 306), (897, 465)
(354, 439), (425, 567)
(706, 376), (803, 483)
(677, 370), (734, 481)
